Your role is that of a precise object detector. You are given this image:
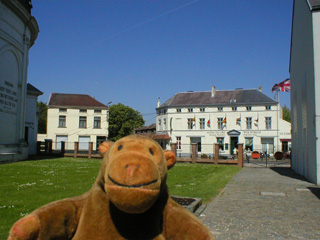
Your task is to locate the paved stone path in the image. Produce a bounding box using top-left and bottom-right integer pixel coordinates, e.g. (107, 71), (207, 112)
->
(201, 167), (320, 240)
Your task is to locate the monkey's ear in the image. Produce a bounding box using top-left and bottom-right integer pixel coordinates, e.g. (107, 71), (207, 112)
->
(164, 151), (176, 170)
(98, 141), (114, 157)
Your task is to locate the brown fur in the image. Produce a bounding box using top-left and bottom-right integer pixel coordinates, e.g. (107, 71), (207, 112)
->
(8, 135), (214, 240)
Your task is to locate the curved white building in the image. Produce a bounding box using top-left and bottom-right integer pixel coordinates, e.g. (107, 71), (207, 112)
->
(0, 0), (39, 161)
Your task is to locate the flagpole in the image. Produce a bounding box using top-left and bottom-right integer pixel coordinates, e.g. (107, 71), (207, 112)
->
(277, 90), (279, 152)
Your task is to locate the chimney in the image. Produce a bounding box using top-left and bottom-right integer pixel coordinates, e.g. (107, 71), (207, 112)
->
(211, 86), (216, 97)
(157, 97), (160, 108)
(258, 86), (262, 92)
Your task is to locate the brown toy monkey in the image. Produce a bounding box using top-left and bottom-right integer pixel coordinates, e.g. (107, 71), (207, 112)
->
(8, 135), (214, 240)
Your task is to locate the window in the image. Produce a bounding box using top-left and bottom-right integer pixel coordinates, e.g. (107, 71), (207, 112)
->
(59, 108), (67, 112)
(94, 117), (101, 128)
(246, 117), (252, 130)
(163, 118), (166, 129)
(265, 117), (272, 129)
(246, 106), (252, 111)
(218, 117), (224, 130)
(79, 116), (87, 128)
(200, 118), (205, 129)
(187, 118), (194, 129)
(158, 119), (161, 129)
(94, 109), (102, 113)
(232, 106), (237, 111)
(200, 108), (205, 112)
(245, 138), (253, 151)
(218, 107), (223, 112)
(80, 109), (87, 113)
(176, 137), (181, 149)
(176, 108), (181, 112)
(59, 115), (66, 127)
(266, 105), (271, 110)
(188, 108), (193, 112)
(217, 137), (224, 150)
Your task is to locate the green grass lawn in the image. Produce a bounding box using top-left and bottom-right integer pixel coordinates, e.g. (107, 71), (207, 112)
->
(0, 157), (240, 239)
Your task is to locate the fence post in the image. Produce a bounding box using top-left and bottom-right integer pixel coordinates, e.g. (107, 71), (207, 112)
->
(74, 142), (79, 158)
(88, 142), (93, 158)
(37, 141), (41, 155)
(238, 143), (244, 168)
(191, 143), (197, 163)
(170, 143), (177, 157)
(214, 144), (220, 164)
(61, 141), (65, 156)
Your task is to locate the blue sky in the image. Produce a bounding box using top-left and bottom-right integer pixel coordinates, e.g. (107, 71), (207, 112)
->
(29, 0), (293, 125)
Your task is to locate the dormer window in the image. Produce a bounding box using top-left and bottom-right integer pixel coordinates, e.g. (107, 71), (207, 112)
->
(230, 99), (237, 103)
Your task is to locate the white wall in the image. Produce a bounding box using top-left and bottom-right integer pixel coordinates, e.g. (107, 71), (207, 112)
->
(0, 1), (38, 161)
(25, 94), (39, 155)
(157, 103), (291, 157)
(290, 0), (319, 184)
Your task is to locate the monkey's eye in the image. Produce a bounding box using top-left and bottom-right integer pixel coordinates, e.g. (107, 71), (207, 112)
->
(149, 148), (154, 155)
(118, 145), (123, 151)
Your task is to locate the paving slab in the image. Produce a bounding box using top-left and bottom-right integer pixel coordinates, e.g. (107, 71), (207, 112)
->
(201, 167), (320, 240)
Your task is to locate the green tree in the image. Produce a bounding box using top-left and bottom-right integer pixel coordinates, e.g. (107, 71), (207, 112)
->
(108, 103), (145, 141)
(37, 101), (47, 133)
(282, 105), (291, 122)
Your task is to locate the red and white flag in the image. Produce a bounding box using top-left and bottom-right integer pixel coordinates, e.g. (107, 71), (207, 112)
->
(272, 78), (290, 92)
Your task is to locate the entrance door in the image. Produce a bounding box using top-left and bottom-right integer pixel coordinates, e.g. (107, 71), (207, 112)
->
(230, 137), (238, 155)
(96, 136), (107, 150)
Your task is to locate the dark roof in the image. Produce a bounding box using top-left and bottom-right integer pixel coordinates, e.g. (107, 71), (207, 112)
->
(308, 0), (320, 10)
(27, 83), (43, 96)
(48, 93), (107, 108)
(134, 123), (156, 131)
(159, 89), (276, 108)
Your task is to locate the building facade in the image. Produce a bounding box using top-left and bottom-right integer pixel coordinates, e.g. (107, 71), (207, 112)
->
(26, 83), (43, 155)
(290, 0), (320, 184)
(47, 93), (109, 151)
(156, 87), (291, 158)
(0, 0), (39, 161)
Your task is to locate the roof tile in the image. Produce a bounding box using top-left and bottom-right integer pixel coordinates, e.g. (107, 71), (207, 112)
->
(48, 93), (107, 108)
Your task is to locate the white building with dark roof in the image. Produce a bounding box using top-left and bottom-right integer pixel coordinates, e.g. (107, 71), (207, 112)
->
(46, 93), (109, 152)
(290, 0), (320, 184)
(156, 87), (291, 158)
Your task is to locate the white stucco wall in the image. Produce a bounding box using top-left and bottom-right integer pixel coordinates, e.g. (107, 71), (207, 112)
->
(25, 94), (39, 155)
(312, 10), (320, 184)
(157, 103), (291, 157)
(47, 108), (108, 151)
(290, 0), (319, 184)
(0, 1), (38, 161)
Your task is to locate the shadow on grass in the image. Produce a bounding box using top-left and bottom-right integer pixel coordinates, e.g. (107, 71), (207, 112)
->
(0, 154), (65, 165)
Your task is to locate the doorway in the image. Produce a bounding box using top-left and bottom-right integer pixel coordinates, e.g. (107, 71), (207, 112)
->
(230, 137), (238, 155)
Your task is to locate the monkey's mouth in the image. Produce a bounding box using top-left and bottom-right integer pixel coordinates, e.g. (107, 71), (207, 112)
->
(108, 175), (158, 188)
